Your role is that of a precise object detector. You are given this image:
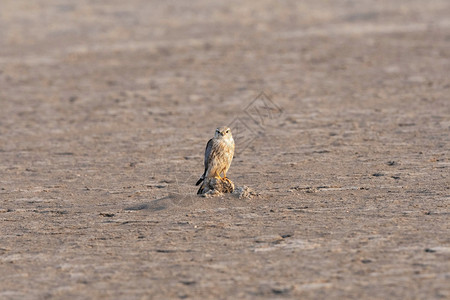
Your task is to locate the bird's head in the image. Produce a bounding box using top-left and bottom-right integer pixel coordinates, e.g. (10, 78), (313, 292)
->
(214, 126), (232, 140)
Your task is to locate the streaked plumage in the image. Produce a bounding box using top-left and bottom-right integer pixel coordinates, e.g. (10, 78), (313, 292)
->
(196, 126), (235, 194)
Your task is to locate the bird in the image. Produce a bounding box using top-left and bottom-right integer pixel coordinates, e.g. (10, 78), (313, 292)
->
(196, 126), (235, 194)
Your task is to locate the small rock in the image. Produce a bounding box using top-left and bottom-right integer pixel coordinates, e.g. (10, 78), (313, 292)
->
(99, 213), (115, 217)
(180, 280), (196, 286)
(232, 185), (258, 199)
(271, 286), (292, 295)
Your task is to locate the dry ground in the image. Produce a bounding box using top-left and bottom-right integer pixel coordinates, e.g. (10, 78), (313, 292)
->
(0, 1), (449, 299)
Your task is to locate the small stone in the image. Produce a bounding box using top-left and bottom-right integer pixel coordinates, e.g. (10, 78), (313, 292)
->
(232, 185), (258, 199)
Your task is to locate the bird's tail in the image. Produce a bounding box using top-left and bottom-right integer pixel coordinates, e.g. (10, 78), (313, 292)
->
(197, 185), (203, 195)
(195, 176), (204, 186)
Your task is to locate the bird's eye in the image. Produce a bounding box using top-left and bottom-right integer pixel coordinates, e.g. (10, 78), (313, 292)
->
(226, 129), (229, 133)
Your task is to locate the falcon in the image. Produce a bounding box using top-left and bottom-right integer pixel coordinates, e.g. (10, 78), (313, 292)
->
(196, 126), (235, 194)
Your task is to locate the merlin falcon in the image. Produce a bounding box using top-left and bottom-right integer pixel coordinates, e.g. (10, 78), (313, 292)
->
(196, 126), (235, 194)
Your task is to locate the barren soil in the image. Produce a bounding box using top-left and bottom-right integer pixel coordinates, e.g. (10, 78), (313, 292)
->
(0, 1), (449, 299)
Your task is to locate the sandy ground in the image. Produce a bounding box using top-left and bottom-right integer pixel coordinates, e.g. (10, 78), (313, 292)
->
(0, 0), (449, 299)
